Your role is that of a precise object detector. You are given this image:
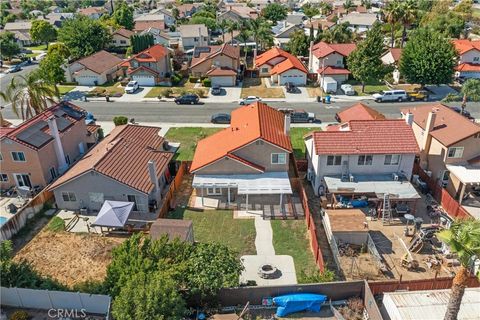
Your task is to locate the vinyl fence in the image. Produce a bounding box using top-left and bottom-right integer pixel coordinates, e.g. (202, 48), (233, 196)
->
(0, 287), (111, 318)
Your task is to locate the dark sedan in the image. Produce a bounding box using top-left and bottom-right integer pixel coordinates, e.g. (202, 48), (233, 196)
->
(211, 113), (231, 124)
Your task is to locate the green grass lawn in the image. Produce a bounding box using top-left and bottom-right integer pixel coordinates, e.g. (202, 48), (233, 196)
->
(473, 8), (480, 18)
(164, 127), (222, 161)
(144, 86), (208, 99)
(290, 127), (318, 159)
(352, 84), (389, 96)
(89, 82), (124, 97)
(25, 52), (40, 58)
(57, 85), (75, 94)
(25, 44), (47, 51)
(168, 209), (256, 256)
(271, 220), (319, 283)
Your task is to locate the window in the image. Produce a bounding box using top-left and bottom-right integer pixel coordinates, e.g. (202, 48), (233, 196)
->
(271, 153), (287, 164)
(261, 67), (269, 73)
(120, 40), (126, 44)
(62, 192), (76, 202)
(358, 155), (373, 165)
(49, 167), (57, 180)
(203, 37), (208, 41)
(447, 147), (464, 158)
(206, 187), (222, 195)
(384, 154), (400, 165)
(474, 57), (479, 62)
(327, 155), (342, 166)
(11, 151), (26, 162)
(194, 37), (199, 41)
(0, 174), (8, 182)
(14, 174), (31, 188)
(127, 194), (139, 211)
(65, 155), (71, 165)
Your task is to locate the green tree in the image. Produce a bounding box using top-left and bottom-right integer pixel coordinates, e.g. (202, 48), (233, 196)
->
(111, 271), (186, 320)
(460, 79), (480, 113)
(383, 0), (403, 48)
(38, 51), (66, 84)
(399, 28), (457, 87)
(112, 2), (134, 30)
(261, 3), (288, 24)
(189, 16), (216, 33)
(322, 22), (354, 44)
(400, 0), (417, 48)
(30, 19), (57, 48)
(217, 19), (228, 43)
(113, 116), (128, 126)
(421, 0), (466, 39)
(226, 20), (239, 45)
(0, 31), (20, 60)
(237, 28), (251, 59)
(130, 34), (154, 54)
(58, 15), (111, 60)
(343, 0), (355, 13)
(319, 2), (333, 15)
(302, 4), (320, 24)
(286, 30), (309, 56)
(437, 220), (480, 320)
(47, 42), (71, 59)
(347, 23), (388, 92)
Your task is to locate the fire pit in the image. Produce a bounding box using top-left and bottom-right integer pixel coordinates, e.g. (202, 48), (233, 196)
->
(258, 264), (280, 279)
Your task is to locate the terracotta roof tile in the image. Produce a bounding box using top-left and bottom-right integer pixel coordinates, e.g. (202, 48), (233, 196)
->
(336, 103), (386, 122)
(206, 66), (237, 76)
(75, 50), (123, 74)
(191, 102), (292, 172)
(256, 47), (307, 74)
(311, 41), (357, 58)
(308, 120), (419, 155)
(388, 48), (403, 62)
(191, 44), (240, 68)
(134, 20), (165, 32)
(452, 39), (480, 55)
(401, 104), (480, 147)
(455, 63), (480, 72)
(317, 66), (351, 75)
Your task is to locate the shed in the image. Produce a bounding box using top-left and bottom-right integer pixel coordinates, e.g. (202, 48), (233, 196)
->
(150, 219), (194, 242)
(324, 209), (368, 245)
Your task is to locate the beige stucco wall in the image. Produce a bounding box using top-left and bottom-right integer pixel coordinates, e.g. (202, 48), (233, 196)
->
(191, 54), (238, 77)
(233, 140), (290, 172)
(112, 34), (131, 47)
(194, 157), (259, 175)
(459, 49), (480, 64)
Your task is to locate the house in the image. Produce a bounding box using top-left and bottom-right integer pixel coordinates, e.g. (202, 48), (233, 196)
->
(309, 41), (357, 84)
(255, 47), (308, 85)
(150, 219), (194, 242)
(190, 44), (240, 86)
(286, 13), (306, 26)
(401, 104), (480, 216)
(111, 28), (134, 48)
(121, 44), (171, 86)
(3, 21), (32, 46)
(43, 12), (74, 28)
(218, 6), (259, 23)
(335, 103), (386, 123)
(452, 39), (480, 79)
(65, 50), (124, 86)
(0, 102), (91, 191)
(381, 48), (402, 84)
(304, 119), (421, 211)
(272, 21), (303, 49)
(141, 27), (171, 47)
(178, 24), (209, 50)
(134, 13), (165, 32)
(305, 19), (336, 35)
(190, 102), (295, 215)
(339, 12), (380, 33)
(177, 3), (202, 18)
(48, 125), (175, 216)
(150, 8), (176, 26)
(77, 6), (106, 19)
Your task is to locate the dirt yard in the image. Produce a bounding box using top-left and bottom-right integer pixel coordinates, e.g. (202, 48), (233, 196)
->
(14, 230), (125, 287)
(241, 77), (285, 98)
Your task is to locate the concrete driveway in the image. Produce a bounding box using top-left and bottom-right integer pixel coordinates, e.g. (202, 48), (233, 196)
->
(426, 85), (458, 100)
(283, 86), (314, 103)
(116, 86), (153, 102)
(204, 85), (242, 103)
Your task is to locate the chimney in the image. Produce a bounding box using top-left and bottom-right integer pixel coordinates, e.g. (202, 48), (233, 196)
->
(148, 160), (161, 199)
(284, 114), (291, 134)
(308, 40), (314, 72)
(422, 111), (436, 151)
(404, 112), (414, 126)
(47, 117), (68, 174)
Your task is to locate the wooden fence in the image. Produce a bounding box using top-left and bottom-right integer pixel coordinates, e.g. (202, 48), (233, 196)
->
(157, 162), (188, 219)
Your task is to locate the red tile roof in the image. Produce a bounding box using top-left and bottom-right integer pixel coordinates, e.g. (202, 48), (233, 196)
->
(317, 66), (351, 75)
(336, 103), (386, 123)
(388, 48), (403, 62)
(190, 44), (240, 68)
(401, 104), (480, 147)
(75, 50), (124, 74)
(113, 28), (134, 39)
(455, 63), (480, 72)
(49, 125), (174, 194)
(191, 102), (292, 172)
(122, 44), (169, 73)
(452, 39), (480, 55)
(256, 47), (307, 74)
(206, 66), (237, 76)
(311, 41), (357, 58)
(308, 120), (419, 155)
(134, 20), (165, 32)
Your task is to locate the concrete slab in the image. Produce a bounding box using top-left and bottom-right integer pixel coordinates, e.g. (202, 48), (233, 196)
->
(283, 86), (315, 103)
(56, 210), (101, 234)
(234, 210), (263, 219)
(193, 196), (219, 209)
(255, 217), (275, 255)
(240, 255), (297, 286)
(205, 85), (242, 103)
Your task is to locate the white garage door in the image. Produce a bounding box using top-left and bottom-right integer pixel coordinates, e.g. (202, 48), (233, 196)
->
(132, 75), (155, 86)
(210, 76), (235, 87)
(280, 73), (306, 85)
(76, 75), (99, 86)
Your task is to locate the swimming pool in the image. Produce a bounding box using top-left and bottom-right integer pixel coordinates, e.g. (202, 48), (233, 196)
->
(0, 216), (8, 226)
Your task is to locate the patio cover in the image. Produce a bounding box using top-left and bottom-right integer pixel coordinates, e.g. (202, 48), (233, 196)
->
(192, 172), (293, 195)
(93, 201), (134, 228)
(446, 165), (480, 184)
(323, 174), (421, 200)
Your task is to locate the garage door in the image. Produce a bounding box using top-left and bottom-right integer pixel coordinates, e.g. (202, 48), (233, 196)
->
(280, 74), (306, 86)
(76, 75), (99, 86)
(210, 76), (235, 87)
(132, 75), (155, 86)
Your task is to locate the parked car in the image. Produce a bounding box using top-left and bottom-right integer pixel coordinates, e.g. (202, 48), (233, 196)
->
(290, 110), (316, 123)
(5, 65), (22, 73)
(285, 82), (296, 93)
(175, 94), (200, 105)
(211, 85), (222, 95)
(239, 96), (261, 105)
(407, 89), (429, 101)
(449, 106), (474, 120)
(373, 90), (408, 102)
(211, 113), (231, 124)
(340, 84), (355, 96)
(125, 81), (139, 94)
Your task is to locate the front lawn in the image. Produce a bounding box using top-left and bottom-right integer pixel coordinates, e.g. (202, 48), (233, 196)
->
(168, 209), (256, 256)
(271, 219), (319, 283)
(290, 127), (318, 159)
(144, 86), (208, 99)
(25, 44), (47, 51)
(241, 77), (285, 99)
(352, 84), (389, 96)
(164, 127), (222, 161)
(88, 82), (124, 97)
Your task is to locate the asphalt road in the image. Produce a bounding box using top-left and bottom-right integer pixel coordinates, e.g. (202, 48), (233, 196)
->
(0, 63), (40, 105)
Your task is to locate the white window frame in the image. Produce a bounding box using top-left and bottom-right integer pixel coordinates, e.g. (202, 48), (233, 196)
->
(271, 153), (287, 165)
(384, 154), (400, 165)
(14, 173), (31, 188)
(447, 147), (464, 159)
(0, 173), (8, 182)
(326, 155), (342, 166)
(61, 191), (76, 202)
(206, 187), (222, 195)
(358, 155), (373, 166)
(11, 151), (26, 162)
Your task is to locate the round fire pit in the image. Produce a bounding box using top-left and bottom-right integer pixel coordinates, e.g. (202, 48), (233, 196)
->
(258, 264), (280, 279)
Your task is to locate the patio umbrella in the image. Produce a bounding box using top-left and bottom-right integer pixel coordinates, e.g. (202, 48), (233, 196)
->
(93, 200), (134, 228)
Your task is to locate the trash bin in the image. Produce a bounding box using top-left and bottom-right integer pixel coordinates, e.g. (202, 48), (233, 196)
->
(105, 95), (110, 102)
(325, 95), (331, 104)
(317, 96), (321, 102)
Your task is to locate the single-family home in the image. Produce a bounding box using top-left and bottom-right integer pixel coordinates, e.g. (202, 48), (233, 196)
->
(150, 8), (176, 26)
(48, 125), (176, 216)
(43, 12), (74, 28)
(190, 102), (296, 217)
(0, 102), (91, 191)
(3, 21), (32, 46)
(190, 44), (240, 86)
(286, 13), (306, 26)
(218, 5), (259, 23)
(177, 3), (203, 18)
(272, 21), (303, 49)
(77, 6), (106, 19)
(65, 50), (124, 86)
(452, 39), (480, 79)
(335, 103), (386, 123)
(255, 47), (308, 85)
(401, 104), (480, 216)
(134, 13), (165, 33)
(178, 24), (209, 50)
(381, 48), (402, 84)
(305, 19), (336, 36)
(111, 28), (134, 48)
(339, 12), (380, 33)
(141, 27), (171, 46)
(49, 5), (62, 13)
(304, 119), (421, 211)
(121, 44), (171, 86)
(308, 41), (357, 84)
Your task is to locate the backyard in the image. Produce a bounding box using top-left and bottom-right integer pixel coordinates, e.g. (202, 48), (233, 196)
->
(290, 127), (318, 159)
(241, 77), (285, 99)
(164, 127), (222, 161)
(168, 208), (256, 256)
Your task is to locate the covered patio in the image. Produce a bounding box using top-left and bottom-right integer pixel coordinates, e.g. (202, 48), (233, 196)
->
(446, 165), (480, 220)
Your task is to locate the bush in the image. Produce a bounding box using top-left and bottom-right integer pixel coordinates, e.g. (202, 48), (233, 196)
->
(9, 310), (29, 320)
(171, 73), (182, 86)
(188, 76), (199, 83)
(46, 216), (65, 232)
(97, 128), (104, 140)
(202, 78), (211, 87)
(442, 93), (462, 102)
(177, 89), (188, 97)
(113, 116), (128, 126)
(196, 89), (207, 98)
(158, 88), (173, 98)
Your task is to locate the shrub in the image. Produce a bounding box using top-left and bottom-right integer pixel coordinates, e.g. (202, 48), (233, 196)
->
(158, 88), (173, 98)
(113, 116), (128, 126)
(188, 76), (199, 83)
(10, 310), (29, 320)
(171, 73), (182, 86)
(202, 78), (211, 87)
(196, 89), (207, 98)
(442, 93), (462, 102)
(47, 216), (65, 232)
(97, 128), (104, 140)
(177, 89), (188, 97)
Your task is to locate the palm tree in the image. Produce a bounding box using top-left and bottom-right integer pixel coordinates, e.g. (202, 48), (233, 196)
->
(400, 0), (417, 47)
(460, 79), (480, 114)
(0, 71), (58, 120)
(302, 4), (320, 24)
(237, 29), (251, 60)
(323, 22), (354, 44)
(437, 220), (480, 320)
(226, 20), (239, 45)
(319, 2), (333, 16)
(217, 19), (228, 43)
(343, 0), (356, 13)
(383, 0), (403, 48)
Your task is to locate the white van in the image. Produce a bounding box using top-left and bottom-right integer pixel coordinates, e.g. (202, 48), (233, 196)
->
(373, 90), (408, 102)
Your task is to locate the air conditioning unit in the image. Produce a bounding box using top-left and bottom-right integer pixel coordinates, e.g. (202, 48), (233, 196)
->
(392, 173), (399, 181)
(349, 174), (355, 182)
(307, 169), (314, 181)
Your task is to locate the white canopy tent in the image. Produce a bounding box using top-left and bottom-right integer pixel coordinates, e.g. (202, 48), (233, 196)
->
(93, 201), (134, 228)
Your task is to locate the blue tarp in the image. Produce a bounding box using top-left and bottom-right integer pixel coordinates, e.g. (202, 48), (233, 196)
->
(273, 293), (327, 317)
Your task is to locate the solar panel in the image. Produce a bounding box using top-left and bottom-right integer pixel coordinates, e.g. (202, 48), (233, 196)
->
(16, 120), (53, 148)
(56, 117), (72, 132)
(61, 104), (84, 120)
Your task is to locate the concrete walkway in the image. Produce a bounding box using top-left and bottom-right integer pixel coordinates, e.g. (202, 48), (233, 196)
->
(254, 217), (275, 256)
